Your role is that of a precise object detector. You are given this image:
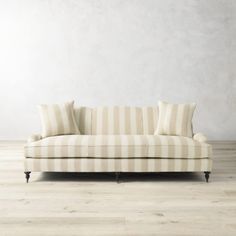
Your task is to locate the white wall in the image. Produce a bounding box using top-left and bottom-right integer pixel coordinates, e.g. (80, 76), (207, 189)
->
(0, 0), (235, 140)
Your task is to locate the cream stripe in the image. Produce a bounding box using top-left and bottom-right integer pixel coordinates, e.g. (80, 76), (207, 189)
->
(186, 138), (194, 158)
(173, 158), (179, 171)
(147, 135), (155, 156)
(134, 158), (141, 172)
(125, 107), (131, 134)
(154, 107), (158, 134)
(164, 104), (172, 134)
(114, 107), (119, 134)
(142, 107), (148, 134)
(107, 158), (115, 172)
(109, 108), (115, 134)
(174, 136), (182, 158)
(57, 105), (66, 134)
(97, 108), (103, 134)
(175, 104), (185, 136)
(85, 108), (92, 134)
(130, 108), (138, 134)
(148, 158), (155, 171)
(121, 135), (129, 158)
(67, 135), (76, 156)
(102, 107), (109, 135)
(66, 159), (74, 172)
(119, 107), (126, 134)
(160, 136), (168, 157)
(48, 105), (58, 135)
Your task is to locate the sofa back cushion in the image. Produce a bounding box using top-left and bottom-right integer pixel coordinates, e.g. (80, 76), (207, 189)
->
(74, 107), (92, 134)
(74, 106), (159, 135)
(141, 107), (159, 134)
(92, 107), (143, 135)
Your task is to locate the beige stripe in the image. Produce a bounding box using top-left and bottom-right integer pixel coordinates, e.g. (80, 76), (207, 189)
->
(86, 108), (92, 134)
(186, 138), (194, 158)
(119, 107), (126, 134)
(56, 104), (65, 134)
(141, 107), (148, 134)
(168, 136), (175, 157)
(92, 109), (97, 135)
(164, 104), (172, 135)
(130, 108), (138, 134)
(170, 105), (178, 135)
(148, 107), (155, 134)
(125, 107), (131, 134)
(69, 102), (79, 134)
(174, 157), (181, 171)
(46, 138), (54, 169)
(108, 108), (115, 134)
(42, 106), (53, 137)
(181, 159), (188, 171)
(181, 105), (189, 137)
(194, 158), (201, 171)
(175, 104), (185, 136)
(102, 107), (109, 134)
(114, 107), (120, 134)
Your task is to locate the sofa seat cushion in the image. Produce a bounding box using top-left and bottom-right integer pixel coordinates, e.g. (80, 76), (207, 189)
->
(25, 135), (212, 159)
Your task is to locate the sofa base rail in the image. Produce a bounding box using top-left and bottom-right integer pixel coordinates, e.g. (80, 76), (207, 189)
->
(23, 171), (211, 183)
(24, 158), (212, 172)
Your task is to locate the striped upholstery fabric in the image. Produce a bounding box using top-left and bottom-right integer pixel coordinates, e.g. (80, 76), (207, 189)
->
(25, 135), (212, 159)
(39, 101), (79, 138)
(24, 158), (212, 172)
(74, 107), (92, 134)
(76, 106), (159, 135)
(92, 107), (143, 135)
(155, 101), (196, 137)
(141, 107), (159, 134)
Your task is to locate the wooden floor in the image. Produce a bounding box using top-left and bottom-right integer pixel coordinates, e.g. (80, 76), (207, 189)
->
(0, 141), (236, 236)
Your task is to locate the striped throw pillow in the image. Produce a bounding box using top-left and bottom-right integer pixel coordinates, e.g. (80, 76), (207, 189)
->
(39, 101), (80, 138)
(155, 101), (196, 137)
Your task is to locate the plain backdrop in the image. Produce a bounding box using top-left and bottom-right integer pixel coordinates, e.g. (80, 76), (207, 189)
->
(0, 0), (235, 140)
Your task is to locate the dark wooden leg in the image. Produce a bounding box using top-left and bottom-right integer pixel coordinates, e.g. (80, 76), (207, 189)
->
(24, 172), (31, 183)
(204, 171), (210, 183)
(115, 172), (120, 183)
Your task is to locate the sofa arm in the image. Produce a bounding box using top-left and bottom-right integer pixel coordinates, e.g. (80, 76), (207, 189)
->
(193, 133), (207, 143)
(27, 134), (42, 143)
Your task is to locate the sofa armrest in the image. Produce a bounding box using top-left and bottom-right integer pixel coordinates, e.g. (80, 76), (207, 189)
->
(27, 134), (42, 143)
(193, 133), (207, 143)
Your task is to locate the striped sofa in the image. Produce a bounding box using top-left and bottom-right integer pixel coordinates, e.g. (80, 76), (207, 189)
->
(24, 107), (212, 183)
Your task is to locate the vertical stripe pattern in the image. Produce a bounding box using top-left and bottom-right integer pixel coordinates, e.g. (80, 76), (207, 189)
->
(25, 135), (212, 159)
(24, 158), (212, 172)
(39, 101), (79, 138)
(74, 107), (92, 134)
(92, 107), (143, 135)
(155, 101), (196, 137)
(141, 107), (159, 134)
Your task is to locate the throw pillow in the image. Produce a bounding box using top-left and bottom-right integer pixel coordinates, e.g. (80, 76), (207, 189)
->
(39, 101), (80, 138)
(155, 101), (196, 137)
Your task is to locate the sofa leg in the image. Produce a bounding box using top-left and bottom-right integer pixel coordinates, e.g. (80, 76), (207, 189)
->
(24, 172), (31, 183)
(115, 172), (120, 183)
(204, 171), (210, 183)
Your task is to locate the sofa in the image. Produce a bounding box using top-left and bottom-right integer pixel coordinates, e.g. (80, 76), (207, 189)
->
(24, 106), (212, 183)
